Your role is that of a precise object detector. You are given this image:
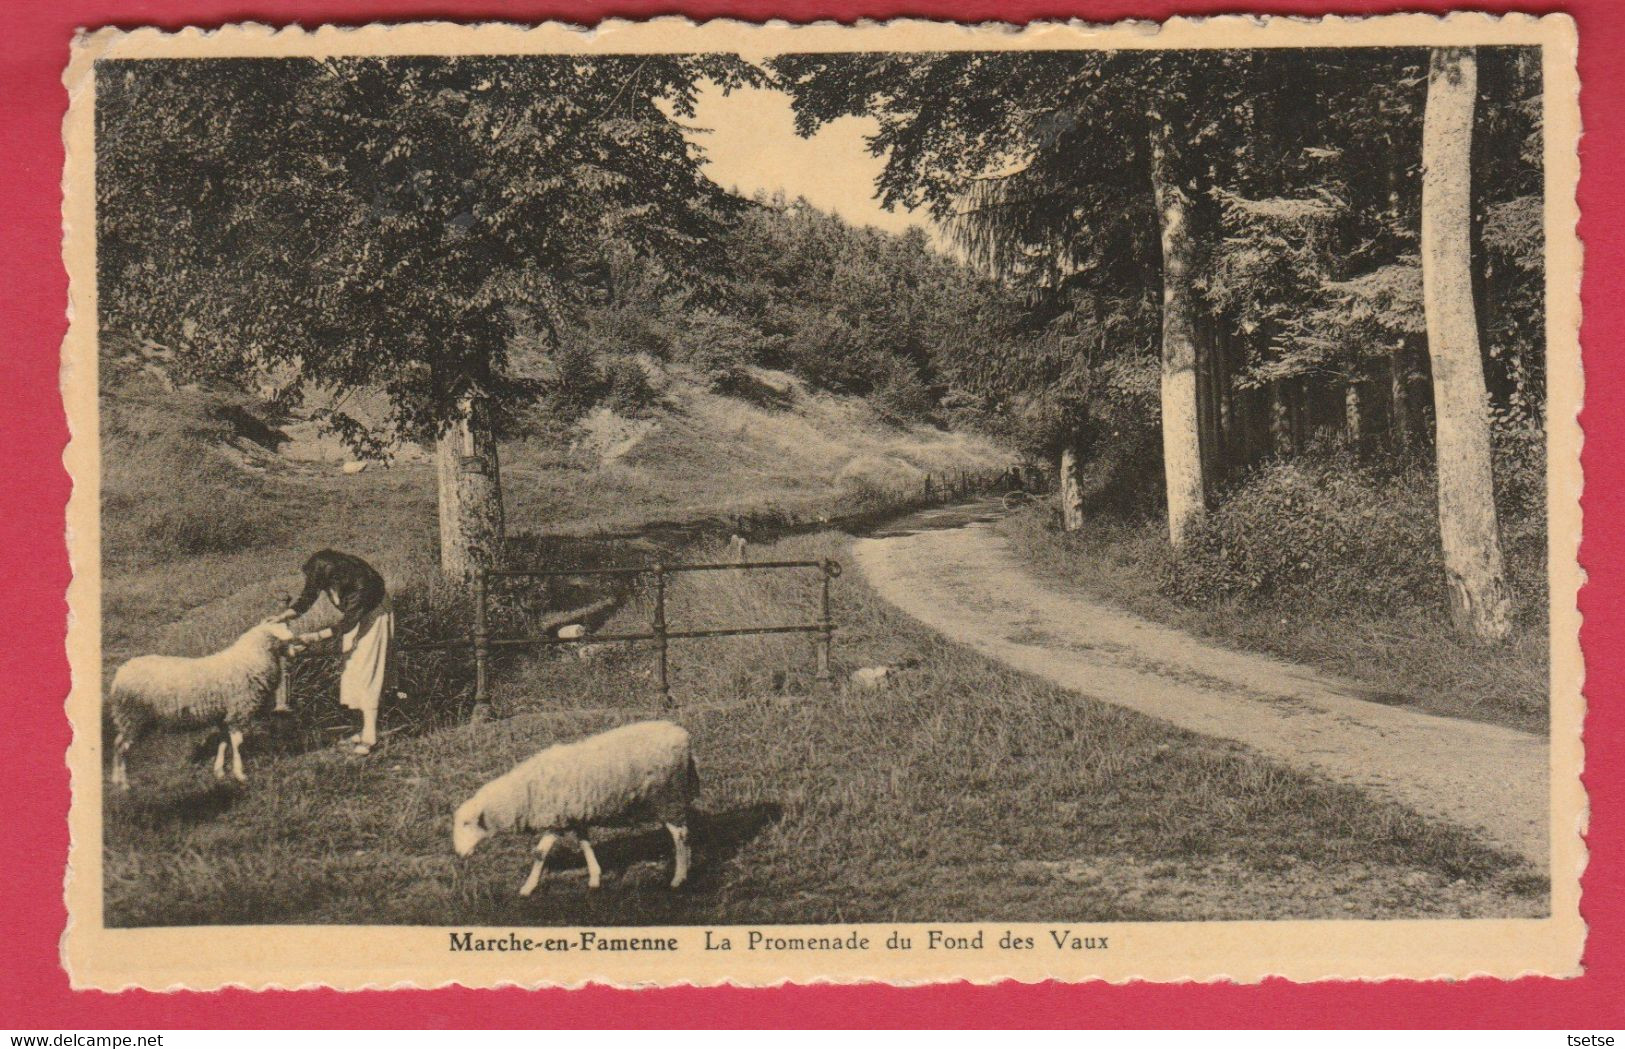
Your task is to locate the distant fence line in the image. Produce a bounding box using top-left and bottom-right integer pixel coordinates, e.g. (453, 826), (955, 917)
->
(396, 558), (841, 712)
(920, 467), (1016, 504)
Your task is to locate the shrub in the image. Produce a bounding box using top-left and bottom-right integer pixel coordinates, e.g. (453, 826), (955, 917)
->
(592, 306), (674, 360)
(780, 316), (875, 395)
(673, 312), (762, 394)
(603, 357), (660, 417)
(541, 341), (607, 423)
(871, 358), (937, 423)
(1159, 455), (1448, 612)
(1157, 439), (1549, 631)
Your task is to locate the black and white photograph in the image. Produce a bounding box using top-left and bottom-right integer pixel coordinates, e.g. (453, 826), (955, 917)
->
(62, 15), (1583, 988)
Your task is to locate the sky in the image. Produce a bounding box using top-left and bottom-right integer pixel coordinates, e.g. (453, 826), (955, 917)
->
(684, 80), (940, 241)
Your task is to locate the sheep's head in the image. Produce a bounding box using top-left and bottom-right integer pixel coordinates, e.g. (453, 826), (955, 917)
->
(253, 620), (298, 647)
(452, 796), (491, 857)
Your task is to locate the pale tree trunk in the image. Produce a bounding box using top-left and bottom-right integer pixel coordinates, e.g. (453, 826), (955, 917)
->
(1149, 120), (1207, 547)
(1058, 443), (1085, 533)
(1344, 383), (1363, 449)
(435, 397), (506, 581)
(1421, 46), (1513, 642)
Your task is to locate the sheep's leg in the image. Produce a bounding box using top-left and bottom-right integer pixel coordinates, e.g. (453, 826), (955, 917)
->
(111, 732), (131, 791)
(228, 729), (247, 783)
(579, 836), (603, 890)
(518, 832), (557, 897)
(665, 822), (690, 889)
(212, 737), (229, 780)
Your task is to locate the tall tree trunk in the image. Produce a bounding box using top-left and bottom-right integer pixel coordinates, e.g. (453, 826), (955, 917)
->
(1422, 46), (1513, 642)
(435, 397), (506, 581)
(1344, 382), (1364, 450)
(1058, 443), (1085, 533)
(1149, 120), (1208, 547)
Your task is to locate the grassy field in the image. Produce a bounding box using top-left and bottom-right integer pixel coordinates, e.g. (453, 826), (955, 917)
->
(101, 368), (1008, 668)
(99, 378), (1547, 926)
(104, 527), (1545, 926)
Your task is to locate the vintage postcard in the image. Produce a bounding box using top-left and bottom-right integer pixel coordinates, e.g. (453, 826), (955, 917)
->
(61, 13), (1584, 990)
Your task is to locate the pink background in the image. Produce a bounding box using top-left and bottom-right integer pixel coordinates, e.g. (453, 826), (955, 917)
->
(2, 0), (1619, 1027)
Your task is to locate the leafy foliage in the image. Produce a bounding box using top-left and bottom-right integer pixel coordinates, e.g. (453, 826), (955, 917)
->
(512, 192), (1029, 427)
(775, 47), (1547, 471)
(1161, 456), (1447, 607)
(98, 55), (764, 448)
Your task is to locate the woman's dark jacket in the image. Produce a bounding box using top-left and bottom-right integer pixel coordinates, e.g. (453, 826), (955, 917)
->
(289, 550), (386, 636)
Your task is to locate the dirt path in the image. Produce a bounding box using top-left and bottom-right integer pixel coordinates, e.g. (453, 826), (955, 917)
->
(852, 516), (1548, 863)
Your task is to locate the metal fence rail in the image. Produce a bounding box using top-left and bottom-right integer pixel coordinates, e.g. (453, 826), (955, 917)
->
(399, 558), (841, 710)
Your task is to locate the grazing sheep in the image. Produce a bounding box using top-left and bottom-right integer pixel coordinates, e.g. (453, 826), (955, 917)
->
(109, 619), (297, 790)
(453, 720), (698, 894)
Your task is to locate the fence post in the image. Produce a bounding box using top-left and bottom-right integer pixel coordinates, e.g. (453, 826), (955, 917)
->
(817, 560), (838, 686)
(274, 653), (292, 713)
(272, 590), (293, 714)
(472, 568), (491, 720)
(652, 564), (672, 709)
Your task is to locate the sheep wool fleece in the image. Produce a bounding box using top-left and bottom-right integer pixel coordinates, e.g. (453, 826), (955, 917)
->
(484, 721), (694, 832)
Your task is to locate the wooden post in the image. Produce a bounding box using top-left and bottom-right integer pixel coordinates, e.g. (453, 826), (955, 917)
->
(274, 653), (291, 713)
(471, 568), (491, 719)
(817, 560), (837, 685)
(652, 565), (672, 709)
(273, 590), (292, 713)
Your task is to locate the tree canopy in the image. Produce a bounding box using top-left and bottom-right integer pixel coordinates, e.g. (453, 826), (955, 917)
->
(98, 54), (763, 451)
(773, 47), (1544, 467)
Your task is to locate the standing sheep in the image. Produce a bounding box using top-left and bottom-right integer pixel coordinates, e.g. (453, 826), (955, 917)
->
(452, 720), (698, 894)
(108, 619), (297, 790)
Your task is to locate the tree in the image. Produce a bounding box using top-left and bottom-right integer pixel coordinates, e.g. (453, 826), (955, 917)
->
(774, 51), (1277, 544)
(1420, 47), (1514, 641)
(98, 55), (760, 578)
(1146, 104), (1206, 545)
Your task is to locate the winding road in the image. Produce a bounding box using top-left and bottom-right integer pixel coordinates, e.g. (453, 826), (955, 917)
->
(852, 502), (1549, 864)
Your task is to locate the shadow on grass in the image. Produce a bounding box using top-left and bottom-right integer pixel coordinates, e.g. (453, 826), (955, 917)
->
(112, 781), (243, 830)
(545, 802), (785, 885)
(1347, 686), (1421, 708)
(461, 801), (784, 927)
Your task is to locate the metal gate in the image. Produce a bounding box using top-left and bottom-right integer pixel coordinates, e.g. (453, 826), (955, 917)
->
(398, 558), (842, 709)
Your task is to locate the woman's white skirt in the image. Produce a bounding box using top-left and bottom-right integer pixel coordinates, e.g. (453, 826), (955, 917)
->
(339, 594), (393, 714)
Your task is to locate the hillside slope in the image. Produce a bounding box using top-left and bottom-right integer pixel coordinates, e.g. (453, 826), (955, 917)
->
(101, 365), (1011, 664)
